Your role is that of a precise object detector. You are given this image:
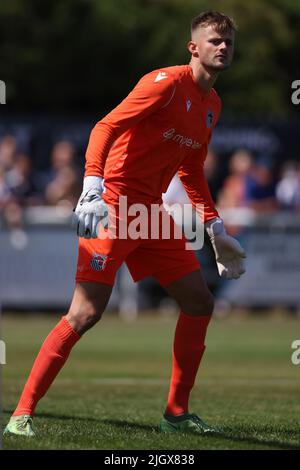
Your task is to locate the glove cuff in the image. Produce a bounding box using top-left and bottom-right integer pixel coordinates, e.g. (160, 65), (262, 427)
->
(205, 217), (225, 239)
(83, 176), (104, 193)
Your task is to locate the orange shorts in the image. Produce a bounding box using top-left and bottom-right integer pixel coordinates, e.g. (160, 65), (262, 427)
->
(75, 204), (200, 287)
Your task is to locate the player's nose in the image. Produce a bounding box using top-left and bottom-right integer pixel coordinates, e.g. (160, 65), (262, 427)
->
(219, 41), (227, 51)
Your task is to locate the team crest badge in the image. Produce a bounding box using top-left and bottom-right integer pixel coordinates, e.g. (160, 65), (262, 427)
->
(91, 253), (107, 271)
(206, 110), (214, 128)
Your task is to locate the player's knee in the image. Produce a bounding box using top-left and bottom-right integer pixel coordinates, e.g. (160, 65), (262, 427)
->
(183, 291), (214, 316)
(81, 305), (103, 330)
(67, 302), (104, 335)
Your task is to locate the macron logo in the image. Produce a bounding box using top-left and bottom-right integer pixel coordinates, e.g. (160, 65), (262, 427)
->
(186, 99), (191, 112)
(154, 71), (168, 82)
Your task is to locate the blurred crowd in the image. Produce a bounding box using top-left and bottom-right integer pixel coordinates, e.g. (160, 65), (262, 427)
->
(164, 148), (300, 215)
(0, 135), (82, 229)
(1, 133), (300, 230)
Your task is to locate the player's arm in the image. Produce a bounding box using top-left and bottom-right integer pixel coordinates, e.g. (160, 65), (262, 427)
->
(178, 138), (218, 222)
(75, 70), (176, 238)
(178, 139), (246, 280)
(85, 70), (176, 177)
(178, 97), (221, 223)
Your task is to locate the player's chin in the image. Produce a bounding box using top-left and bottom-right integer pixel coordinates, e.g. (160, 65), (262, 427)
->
(212, 61), (231, 71)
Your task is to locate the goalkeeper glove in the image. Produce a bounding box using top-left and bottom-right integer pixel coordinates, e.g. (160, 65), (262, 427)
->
(205, 217), (246, 280)
(74, 176), (108, 239)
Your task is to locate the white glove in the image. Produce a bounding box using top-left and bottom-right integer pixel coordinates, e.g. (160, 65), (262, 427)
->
(74, 176), (108, 239)
(205, 217), (246, 280)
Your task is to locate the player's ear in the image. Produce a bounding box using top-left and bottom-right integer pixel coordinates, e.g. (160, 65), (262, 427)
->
(187, 40), (199, 57)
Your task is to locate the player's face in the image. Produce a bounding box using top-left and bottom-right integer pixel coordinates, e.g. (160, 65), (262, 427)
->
(192, 25), (235, 71)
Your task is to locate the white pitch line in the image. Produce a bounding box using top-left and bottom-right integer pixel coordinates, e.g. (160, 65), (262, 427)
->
(54, 378), (300, 386)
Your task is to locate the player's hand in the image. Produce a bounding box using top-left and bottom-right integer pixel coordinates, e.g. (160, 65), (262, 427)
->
(74, 176), (108, 239)
(205, 217), (246, 280)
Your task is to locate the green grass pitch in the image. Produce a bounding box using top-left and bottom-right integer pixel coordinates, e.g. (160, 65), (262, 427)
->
(2, 312), (300, 450)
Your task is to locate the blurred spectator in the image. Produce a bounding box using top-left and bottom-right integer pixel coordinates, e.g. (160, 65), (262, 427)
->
(245, 157), (278, 213)
(2, 200), (24, 229)
(276, 161), (300, 210)
(45, 166), (81, 208)
(0, 136), (24, 229)
(0, 166), (12, 210)
(51, 141), (77, 171)
(217, 148), (254, 209)
(7, 153), (41, 206)
(0, 136), (84, 230)
(0, 135), (17, 172)
(217, 149), (278, 213)
(40, 141), (82, 208)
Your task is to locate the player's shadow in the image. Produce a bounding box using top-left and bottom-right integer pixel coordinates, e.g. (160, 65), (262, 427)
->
(103, 420), (300, 450)
(3, 409), (156, 433)
(102, 419), (157, 433)
(217, 427), (300, 450)
(3, 409), (299, 449)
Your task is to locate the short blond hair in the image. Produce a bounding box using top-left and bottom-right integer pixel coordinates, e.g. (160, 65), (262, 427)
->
(191, 11), (237, 35)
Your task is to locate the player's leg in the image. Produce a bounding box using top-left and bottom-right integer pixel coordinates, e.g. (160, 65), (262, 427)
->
(163, 269), (213, 411)
(165, 268), (214, 317)
(126, 226), (218, 432)
(4, 218), (140, 436)
(66, 281), (112, 335)
(160, 269), (219, 433)
(4, 282), (112, 436)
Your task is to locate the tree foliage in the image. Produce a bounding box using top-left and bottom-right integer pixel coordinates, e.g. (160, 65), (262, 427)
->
(0, 0), (299, 115)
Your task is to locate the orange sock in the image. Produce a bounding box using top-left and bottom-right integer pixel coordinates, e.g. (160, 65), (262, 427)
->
(165, 312), (212, 416)
(13, 316), (80, 416)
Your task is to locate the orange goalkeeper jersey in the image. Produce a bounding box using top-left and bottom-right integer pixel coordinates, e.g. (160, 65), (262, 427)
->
(85, 64), (221, 221)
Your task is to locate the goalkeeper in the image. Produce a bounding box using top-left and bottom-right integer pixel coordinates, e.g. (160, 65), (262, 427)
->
(4, 11), (246, 437)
